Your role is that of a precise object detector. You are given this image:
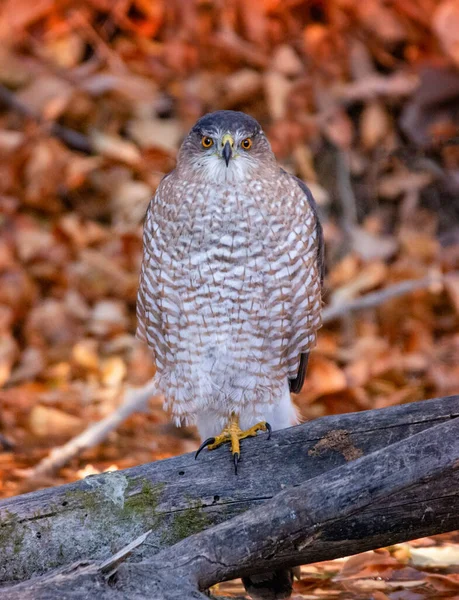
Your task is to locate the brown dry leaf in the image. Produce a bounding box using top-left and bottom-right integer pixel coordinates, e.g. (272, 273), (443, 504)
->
(374, 384), (423, 409)
(0, 332), (18, 386)
(90, 132), (141, 166)
(23, 139), (69, 211)
(328, 254), (360, 288)
(357, 0), (407, 43)
(303, 356), (347, 401)
(322, 109), (354, 149)
(264, 71), (292, 120)
(344, 359), (372, 388)
(330, 261), (387, 304)
(238, 0), (267, 45)
(77, 248), (138, 300)
(14, 222), (54, 263)
(337, 549), (400, 580)
(292, 144), (317, 184)
(127, 119), (181, 152)
(434, 0), (459, 66)
(426, 573), (459, 592)
(360, 101), (391, 149)
(0, 0), (54, 39)
(111, 180), (152, 226)
(72, 339), (100, 372)
(351, 226), (398, 261)
(445, 273), (459, 314)
(222, 69), (263, 106)
(89, 300), (129, 338)
(7, 347), (45, 385)
(270, 45), (303, 77)
(398, 229), (440, 262)
(371, 592), (391, 600)
(57, 215), (108, 250)
(378, 171), (435, 200)
(25, 299), (83, 350)
(0, 305), (14, 334)
(100, 357), (127, 387)
(0, 129), (25, 152)
(65, 156), (104, 190)
(42, 33), (85, 68)
(29, 405), (84, 438)
(0, 47), (32, 86)
(0, 267), (37, 321)
(17, 76), (73, 119)
(82, 73), (157, 101)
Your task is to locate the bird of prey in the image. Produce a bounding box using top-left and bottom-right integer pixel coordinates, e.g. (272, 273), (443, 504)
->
(137, 110), (323, 473)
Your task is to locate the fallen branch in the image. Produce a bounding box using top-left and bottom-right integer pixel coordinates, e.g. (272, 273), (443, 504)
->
(322, 271), (445, 322)
(1, 395), (458, 590)
(27, 379), (158, 479)
(334, 71), (419, 104)
(2, 395), (459, 598)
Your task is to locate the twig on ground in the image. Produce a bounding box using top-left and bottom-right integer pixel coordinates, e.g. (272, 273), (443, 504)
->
(0, 433), (14, 451)
(323, 271), (446, 323)
(336, 149), (358, 235)
(0, 82), (93, 153)
(335, 72), (419, 104)
(27, 380), (158, 479)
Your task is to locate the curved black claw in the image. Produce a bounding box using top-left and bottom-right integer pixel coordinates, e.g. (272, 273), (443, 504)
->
(233, 452), (240, 475)
(266, 422), (272, 440)
(195, 437), (216, 460)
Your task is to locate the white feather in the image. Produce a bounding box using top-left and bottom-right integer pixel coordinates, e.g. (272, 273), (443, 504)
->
(196, 378), (297, 440)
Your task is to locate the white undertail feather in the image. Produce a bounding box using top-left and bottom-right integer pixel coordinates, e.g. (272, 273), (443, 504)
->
(196, 377), (297, 440)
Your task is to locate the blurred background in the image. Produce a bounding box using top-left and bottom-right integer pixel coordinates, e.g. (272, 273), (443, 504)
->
(1, 0), (459, 597)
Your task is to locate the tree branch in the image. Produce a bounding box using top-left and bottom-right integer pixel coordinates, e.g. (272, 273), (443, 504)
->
(1, 395), (458, 599)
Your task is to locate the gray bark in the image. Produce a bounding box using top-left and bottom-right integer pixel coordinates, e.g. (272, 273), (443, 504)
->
(1, 395), (458, 598)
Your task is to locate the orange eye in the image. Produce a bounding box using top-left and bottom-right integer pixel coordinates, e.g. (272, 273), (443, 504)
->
(241, 138), (252, 150)
(201, 136), (213, 148)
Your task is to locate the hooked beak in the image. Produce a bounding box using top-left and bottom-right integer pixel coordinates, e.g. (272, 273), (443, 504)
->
(221, 134), (234, 167)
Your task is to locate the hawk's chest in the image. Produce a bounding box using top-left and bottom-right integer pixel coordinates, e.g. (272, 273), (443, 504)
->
(157, 182), (280, 266)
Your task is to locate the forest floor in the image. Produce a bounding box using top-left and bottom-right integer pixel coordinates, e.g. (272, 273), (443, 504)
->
(1, 1), (459, 597)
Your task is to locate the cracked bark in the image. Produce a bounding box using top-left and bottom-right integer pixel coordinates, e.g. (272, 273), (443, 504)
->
(1, 395), (459, 599)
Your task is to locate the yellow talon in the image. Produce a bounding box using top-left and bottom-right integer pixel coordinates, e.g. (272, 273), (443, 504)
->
(195, 414), (271, 474)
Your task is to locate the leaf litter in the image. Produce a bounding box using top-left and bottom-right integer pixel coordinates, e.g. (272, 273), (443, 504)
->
(0, 0), (459, 597)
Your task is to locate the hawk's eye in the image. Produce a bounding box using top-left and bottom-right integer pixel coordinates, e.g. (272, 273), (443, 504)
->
(201, 136), (213, 148)
(241, 138), (252, 150)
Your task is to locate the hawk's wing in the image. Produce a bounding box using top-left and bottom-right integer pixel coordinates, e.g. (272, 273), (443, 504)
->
(286, 174), (324, 394)
(136, 172), (173, 361)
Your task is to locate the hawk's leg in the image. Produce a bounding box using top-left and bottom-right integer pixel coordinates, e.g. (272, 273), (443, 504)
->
(195, 414), (271, 474)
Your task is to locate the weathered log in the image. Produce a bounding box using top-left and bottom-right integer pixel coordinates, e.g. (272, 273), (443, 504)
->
(1, 395), (458, 597)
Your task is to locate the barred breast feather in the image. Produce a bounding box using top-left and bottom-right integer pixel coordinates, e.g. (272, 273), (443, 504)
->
(136, 168), (322, 425)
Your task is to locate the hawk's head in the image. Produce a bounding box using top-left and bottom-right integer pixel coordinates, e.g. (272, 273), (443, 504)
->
(177, 111), (276, 183)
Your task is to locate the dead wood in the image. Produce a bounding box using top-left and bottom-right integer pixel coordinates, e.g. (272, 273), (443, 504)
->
(1, 395), (458, 598)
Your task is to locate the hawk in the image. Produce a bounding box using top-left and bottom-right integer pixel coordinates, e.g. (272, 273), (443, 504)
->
(137, 110), (323, 472)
